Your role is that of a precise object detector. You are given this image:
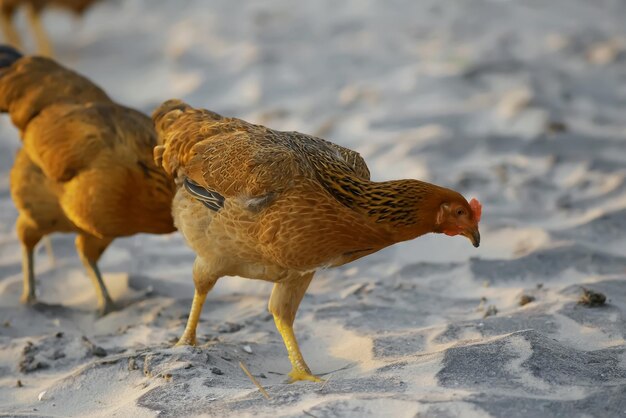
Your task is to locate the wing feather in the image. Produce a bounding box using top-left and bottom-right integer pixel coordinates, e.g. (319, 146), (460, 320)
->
(153, 100), (372, 206)
(183, 177), (225, 211)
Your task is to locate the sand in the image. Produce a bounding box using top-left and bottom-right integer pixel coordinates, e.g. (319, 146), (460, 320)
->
(1, 0), (626, 416)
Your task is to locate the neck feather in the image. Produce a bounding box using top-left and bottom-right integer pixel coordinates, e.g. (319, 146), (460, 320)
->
(323, 175), (450, 242)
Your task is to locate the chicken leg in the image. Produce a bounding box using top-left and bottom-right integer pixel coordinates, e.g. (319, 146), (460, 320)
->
(268, 272), (321, 383)
(25, 3), (54, 57)
(176, 257), (219, 346)
(42, 236), (56, 267)
(16, 215), (43, 304)
(75, 234), (114, 315)
(20, 245), (36, 304)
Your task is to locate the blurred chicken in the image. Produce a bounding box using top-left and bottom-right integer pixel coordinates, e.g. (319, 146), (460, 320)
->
(153, 99), (482, 383)
(0, 0), (103, 57)
(0, 46), (176, 315)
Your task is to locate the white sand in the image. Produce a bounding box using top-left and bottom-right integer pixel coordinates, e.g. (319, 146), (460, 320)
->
(1, 0), (626, 416)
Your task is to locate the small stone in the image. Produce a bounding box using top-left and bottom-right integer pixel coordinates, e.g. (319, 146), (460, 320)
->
(587, 40), (622, 65)
(38, 391), (46, 401)
(217, 322), (243, 334)
(82, 336), (107, 357)
(578, 288), (606, 307)
(483, 305), (498, 318)
(211, 367), (223, 375)
(519, 295), (535, 306)
(55, 332), (63, 338)
(497, 87), (533, 120)
(242, 345), (253, 354)
(545, 33), (570, 51)
(476, 297), (487, 312)
(184, 363), (193, 370)
(91, 346), (107, 357)
(545, 121), (567, 134)
(16, 380), (23, 388)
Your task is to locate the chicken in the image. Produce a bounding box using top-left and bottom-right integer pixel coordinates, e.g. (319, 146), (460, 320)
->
(0, 45), (176, 315)
(0, 0), (102, 57)
(152, 99), (482, 383)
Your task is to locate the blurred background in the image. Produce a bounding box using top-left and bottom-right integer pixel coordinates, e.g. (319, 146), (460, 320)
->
(2, 1), (626, 415)
(2, 0), (626, 269)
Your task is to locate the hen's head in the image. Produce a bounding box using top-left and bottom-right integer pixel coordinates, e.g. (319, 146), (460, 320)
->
(435, 194), (482, 248)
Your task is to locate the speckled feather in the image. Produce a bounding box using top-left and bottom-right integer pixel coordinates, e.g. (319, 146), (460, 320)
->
(3, 56), (176, 242)
(153, 99), (477, 274)
(155, 100), (481, 379)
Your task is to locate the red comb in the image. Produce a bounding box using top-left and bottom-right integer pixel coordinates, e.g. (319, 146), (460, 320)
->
(470, 198), (482, 222)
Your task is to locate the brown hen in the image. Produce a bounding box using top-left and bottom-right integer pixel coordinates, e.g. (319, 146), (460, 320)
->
(153, 99), (481, 382)
(0, 46), (176, 315)
(0, 0), (102, 57)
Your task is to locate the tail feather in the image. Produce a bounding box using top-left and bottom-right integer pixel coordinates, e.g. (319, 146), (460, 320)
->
(0, 53), (111, 129)
(152, 99), (223, 178)
(0, 44), (22, 69)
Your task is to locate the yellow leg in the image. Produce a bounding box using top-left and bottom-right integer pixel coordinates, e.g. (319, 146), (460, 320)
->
(16, 216), (42, 305)
(269, 273), (321, 383)
(20, 246), (36, 304)
(176, 257), (219, 346)
(26, 3), (54, 57)
(43, 236), (56, 268)
(176, 290), (207, 346)
(76, 234), (114, 316)
(0, 12), (21, 49)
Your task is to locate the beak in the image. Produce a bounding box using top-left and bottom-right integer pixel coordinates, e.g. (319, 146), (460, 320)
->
(464, 228), (480, 248)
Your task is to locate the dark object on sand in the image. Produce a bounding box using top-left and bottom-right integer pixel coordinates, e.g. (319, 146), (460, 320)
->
(483, 305), (498, 318)
(546, 121), (567, 134)
(578, 288), (606, 307)
(82, 336), (107, 357)
(519, 294), (535, 306)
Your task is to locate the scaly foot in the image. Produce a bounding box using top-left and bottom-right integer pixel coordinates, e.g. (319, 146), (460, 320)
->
(175, 334), (197, 347)
(20, 292), (37, 305)
(288, 368), (324, 383)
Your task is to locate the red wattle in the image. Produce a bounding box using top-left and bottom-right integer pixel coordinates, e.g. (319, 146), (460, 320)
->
(470, 198), (482, 222)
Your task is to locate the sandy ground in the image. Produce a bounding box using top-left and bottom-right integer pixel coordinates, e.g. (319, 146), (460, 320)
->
(1, 0), (626, 416)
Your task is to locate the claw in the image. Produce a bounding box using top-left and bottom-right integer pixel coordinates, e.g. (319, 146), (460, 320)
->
(287, 369), (324, 383)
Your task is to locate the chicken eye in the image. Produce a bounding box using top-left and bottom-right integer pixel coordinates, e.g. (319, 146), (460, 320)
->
(456, 208), (466, 217)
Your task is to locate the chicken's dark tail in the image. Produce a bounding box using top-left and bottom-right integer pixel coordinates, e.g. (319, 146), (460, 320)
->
(0, 45), (22, 69)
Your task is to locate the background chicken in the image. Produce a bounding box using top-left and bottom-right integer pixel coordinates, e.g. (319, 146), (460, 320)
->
(0, 45), (175, 315)
(0, 0), (102, 57)
(153, 99), (482, 383)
